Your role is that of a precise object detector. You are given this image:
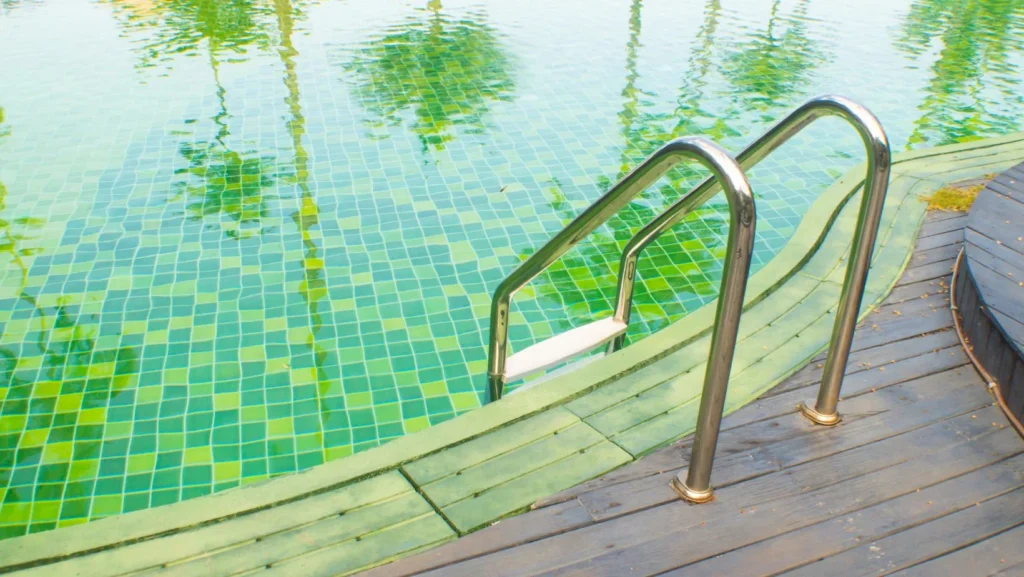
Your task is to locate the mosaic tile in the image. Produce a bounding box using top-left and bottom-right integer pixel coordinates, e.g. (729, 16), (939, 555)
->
(1, 0), (1023, 538)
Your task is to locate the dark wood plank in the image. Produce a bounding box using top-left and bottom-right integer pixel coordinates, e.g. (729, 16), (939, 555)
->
(968, 190), (1024, 259)
(909, 242), (962, 268)
(983, 181), (1024, 207)
(778, 329), (959, 396)
(885, 274), (955, 305)
(780, 488), (1024, 577)
(552, 379), (993, 528)
(848, 309), (953, 352)
(403, 381), (995, 577)
(359, 499), (595, 577)
(537, 360), (975, 515)
(924, 210), (968, 223)
(917, 229), (964, 252)
(896, 258), (957, 287)
(671, 455), (1024, 577)
(920, 214), (968, 238)
(509, 429), (1023, 577)
(888, 523), (1024, 577)
(965, 230), (1024, 273)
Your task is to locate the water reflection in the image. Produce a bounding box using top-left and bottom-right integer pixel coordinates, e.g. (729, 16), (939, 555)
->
(108, 0), (277, 239)
(272, 0), (336, 461)
(0, 114), (138, 529)
(523, 0), (729, 338)
(723, 0), (823, 115)
(107, 0), (272, 67)
(342, 0), (516, 152)
(896, 0), (1024, 146)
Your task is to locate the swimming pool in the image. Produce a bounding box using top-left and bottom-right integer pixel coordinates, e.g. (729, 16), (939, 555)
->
(0, 0), (1022, 538)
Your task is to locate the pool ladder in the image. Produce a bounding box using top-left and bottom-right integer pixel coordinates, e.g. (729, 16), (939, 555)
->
(484, 94), (891, 502)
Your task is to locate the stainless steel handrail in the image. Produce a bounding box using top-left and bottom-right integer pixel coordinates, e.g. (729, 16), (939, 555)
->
(486, 137), (756, 409)
(608, 95), (891, 433)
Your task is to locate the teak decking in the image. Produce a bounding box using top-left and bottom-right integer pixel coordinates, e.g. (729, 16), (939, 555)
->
(366, 211), (1024, 577)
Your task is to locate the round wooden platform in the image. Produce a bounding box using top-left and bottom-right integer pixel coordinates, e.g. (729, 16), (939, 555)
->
(956, 161), (1024, 425)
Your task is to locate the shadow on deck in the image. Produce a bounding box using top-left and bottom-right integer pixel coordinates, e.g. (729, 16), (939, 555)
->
(366, 210), (1024, 577)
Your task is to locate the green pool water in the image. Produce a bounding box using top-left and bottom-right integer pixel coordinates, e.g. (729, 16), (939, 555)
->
(0, 0), (1022, 538)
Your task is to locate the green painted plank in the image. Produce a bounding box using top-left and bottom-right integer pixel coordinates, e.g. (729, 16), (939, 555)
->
(261, 513), (456, 577)
(604, 289), (840, 455)
(890, 132), (1024, 164)
(142, 491), (436, 577)
(901, 143), (1024, 181)
(7, 471), (418, 577)
(441, 440), (631, 533)
(402, 408), (580, 486)
(416, 421), (606, 508)
(587, 283), (840, 441)
(567, 274), (824, 420)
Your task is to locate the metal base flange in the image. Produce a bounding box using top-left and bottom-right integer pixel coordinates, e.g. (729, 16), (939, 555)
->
(669, 475), (715, 504)
(798, 399), (842, 426)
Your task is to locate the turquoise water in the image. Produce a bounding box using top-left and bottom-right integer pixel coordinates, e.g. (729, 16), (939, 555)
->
(0, 0), (1022, 536)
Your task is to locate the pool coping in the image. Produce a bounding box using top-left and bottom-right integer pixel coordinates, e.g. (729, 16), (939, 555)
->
(3, 132), (1024, 571)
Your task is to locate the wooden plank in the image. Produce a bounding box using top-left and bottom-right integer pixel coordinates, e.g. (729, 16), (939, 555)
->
(139, 491), (439, 577)
(260, 513), (455, 577)
(537, 362), (976, 512)
(993, 560), (1024, 576)
(986, 179), (1024, 203)
(583, 285), (840, 447)
(920, 214), (968, 238)
(864, 290), (950, 324)
(439, 440), (630, 533)
(781, 488), (1024, 577)
(575, 386), (997, 525)
(743, 349), (973, 428)
(774, 329), (959, 396)
(675, 455), (1024, 577)
(401, 408), (579, 486)
(989, 309), (1024, 354)
(417, 422), (607, 508)
(896, 258), (957, 287)
(885, 276), (953, 305)
(360, 499), (594, 577)
(929, 209), (966, 222)
(9, 471), (421, 577)
(565, 274), (824, 420)
(968, 191), (1024, 258)
(422, 426), (1022, 577)
(887, 523), (1024, 577)
(909, 242), (962, 268)
(848, 309), (953, 352)
(965, 230), (1024, 282)
(917, 229), (964, 252)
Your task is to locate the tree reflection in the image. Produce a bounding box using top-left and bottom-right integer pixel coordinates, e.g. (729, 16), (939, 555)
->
(722, 0), (820, 115)
(0, 114), (137, 533)
(343, 0), (515, 152)
(270, 0), (337, 461)
(520, 1), (730, 341)
(107, 0), (277, 240)
(896, 0), (1024, 146)
(107, 0), (272, 66)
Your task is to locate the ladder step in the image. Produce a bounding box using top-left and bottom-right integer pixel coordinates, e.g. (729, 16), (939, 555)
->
(505, 317), (628, 382)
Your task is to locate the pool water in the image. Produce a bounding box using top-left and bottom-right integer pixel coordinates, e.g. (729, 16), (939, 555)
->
(0, 0), (1022, 537)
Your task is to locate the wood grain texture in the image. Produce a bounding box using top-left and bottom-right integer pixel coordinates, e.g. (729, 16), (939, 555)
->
(959, 160), (1024, 424)
(368, 213), (1024, 577)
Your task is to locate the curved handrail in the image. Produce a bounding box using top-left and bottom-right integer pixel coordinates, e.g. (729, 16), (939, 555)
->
(486, 137), (756, 405)
(609, 94), (891, 427)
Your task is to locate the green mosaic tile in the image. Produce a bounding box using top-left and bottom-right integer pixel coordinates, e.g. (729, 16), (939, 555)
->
(1, 0), (1023, 540)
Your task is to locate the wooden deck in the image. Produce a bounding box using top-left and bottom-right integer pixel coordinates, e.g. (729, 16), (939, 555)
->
(959, 161), (1024, 423)
(366, 211), (1024, 577)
